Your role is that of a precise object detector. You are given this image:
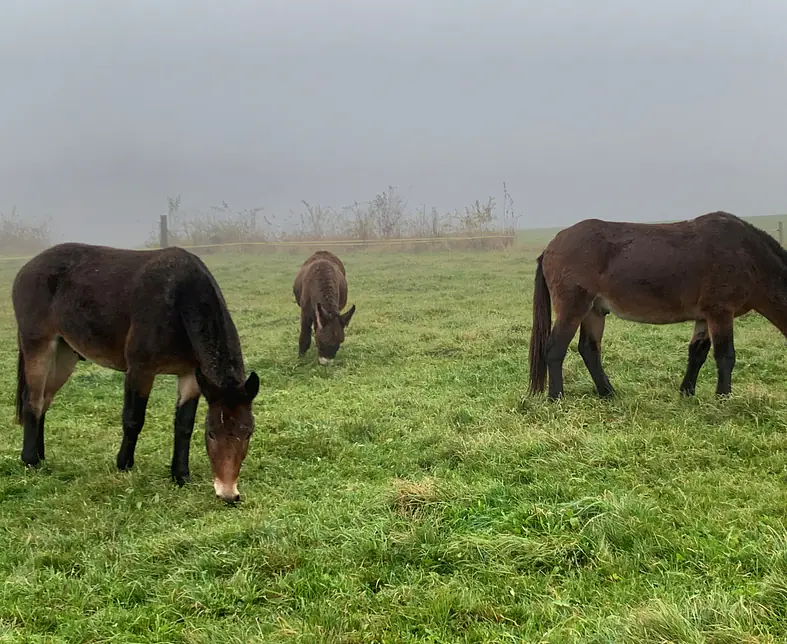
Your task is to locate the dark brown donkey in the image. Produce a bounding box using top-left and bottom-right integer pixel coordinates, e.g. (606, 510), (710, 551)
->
(293, 250), (356, 364)
(529, 211), (787, 399)
(12, 242), (260, 503)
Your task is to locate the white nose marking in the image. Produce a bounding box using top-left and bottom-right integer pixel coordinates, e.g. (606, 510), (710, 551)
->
(318, 357), (332, 366)
(214, 478), (239, 500)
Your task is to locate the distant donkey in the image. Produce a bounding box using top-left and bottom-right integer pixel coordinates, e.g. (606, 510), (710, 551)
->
(12, 242), (260, 503)
(293, 250), (356, 364)
(528, 211), (787, 400)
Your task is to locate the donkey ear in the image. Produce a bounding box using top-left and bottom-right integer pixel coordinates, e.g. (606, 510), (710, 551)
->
(315, 302), (327, 329)
(340, 304), (356, 328)
(195, 367), (222, 404)
(244, 371), (260, 401)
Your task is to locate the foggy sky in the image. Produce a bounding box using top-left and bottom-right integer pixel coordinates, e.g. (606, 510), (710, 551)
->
(2, 0), (786, 246)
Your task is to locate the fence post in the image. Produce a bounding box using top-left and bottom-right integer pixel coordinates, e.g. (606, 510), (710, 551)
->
(160, 215), (168, 248)
(778, 221), (784, 247)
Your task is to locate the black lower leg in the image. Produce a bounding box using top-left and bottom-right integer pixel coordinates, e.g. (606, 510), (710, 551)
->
(578, 326), (615, 398)
(21, 407), (42, 468)
(546, 325), (578, 400)
(713, 335), (735, 396)
(298, 316), (312, 355)
(679, 336), (711, 396)
(37, 412), (46, 461)
(171, 397), (199, 486)
(117, 387), (148, 471)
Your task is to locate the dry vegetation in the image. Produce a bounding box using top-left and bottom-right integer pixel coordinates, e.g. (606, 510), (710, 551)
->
(2, 196), (782, 262)
(0, 208), (51, 257)
(146, 185), (520, 254)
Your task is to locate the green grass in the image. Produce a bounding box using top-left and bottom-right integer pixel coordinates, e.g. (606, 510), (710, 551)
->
(0, 246), (785, 643)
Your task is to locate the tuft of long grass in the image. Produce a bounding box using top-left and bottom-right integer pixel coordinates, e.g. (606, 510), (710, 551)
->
(0, 246), (784, 642)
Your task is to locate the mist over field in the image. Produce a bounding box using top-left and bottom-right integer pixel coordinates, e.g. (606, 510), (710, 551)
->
(2, 0), (787, 247)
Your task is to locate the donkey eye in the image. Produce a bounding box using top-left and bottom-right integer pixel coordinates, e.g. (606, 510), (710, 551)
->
(206, 430), (217, 441)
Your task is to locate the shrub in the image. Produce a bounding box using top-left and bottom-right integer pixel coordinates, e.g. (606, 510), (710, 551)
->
(0, 208), (51, 256)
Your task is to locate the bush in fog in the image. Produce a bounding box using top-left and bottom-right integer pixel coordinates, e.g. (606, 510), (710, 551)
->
(287, 185), (517, 244)
(0, 208), (51, 255)
(149, 184), (520, 252)
(153, 195), (271, 247)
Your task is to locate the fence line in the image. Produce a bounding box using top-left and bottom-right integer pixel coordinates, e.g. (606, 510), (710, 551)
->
(154, 234), (516, 251)
(0, 219), (782, 264)
(0, 234), (517, 263)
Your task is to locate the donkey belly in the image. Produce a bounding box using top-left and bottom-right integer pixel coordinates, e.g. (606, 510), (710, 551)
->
(53, 307), (129, 371)
(59, 332), (128, 371)
(594, 295), (701, 325)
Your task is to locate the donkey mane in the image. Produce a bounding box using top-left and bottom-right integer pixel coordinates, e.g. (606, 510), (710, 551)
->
(708, 211), (786, 263)
(734, 215), (787, 267)
(311, 261), (342, 315)
(176, 257), (246, 390)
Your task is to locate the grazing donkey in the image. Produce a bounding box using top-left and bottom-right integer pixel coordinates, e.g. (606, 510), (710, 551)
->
(12, 242), (260, 503)
(293, 250), (356, 364)
(528, 211), (787, 399)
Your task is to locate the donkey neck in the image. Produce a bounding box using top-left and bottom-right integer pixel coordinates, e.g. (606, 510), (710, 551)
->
(180, 275), (246, 389)
(198, 309), (247, 388)
(315, 295), (340, 317)
(757, 266), (787, 338)
(313, 270), (340, 314)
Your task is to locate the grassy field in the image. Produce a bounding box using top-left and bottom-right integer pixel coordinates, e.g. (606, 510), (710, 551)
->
(0, 243), (786, 643)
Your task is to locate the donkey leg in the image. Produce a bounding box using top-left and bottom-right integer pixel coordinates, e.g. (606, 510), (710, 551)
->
(679, 320), (711, 396)
(171, 372), (200, 486)
(546, 320), (581, 399)
(37, 341), (80, 461)
(578, 309), (615, 398)
(706, 314), (736, 397)
(117, 369), (155, 471)
(36, 413), (47, 462)
(298, 311), (313, 356)
(545, 288), (595, 399)
(19, 338), (58, 467)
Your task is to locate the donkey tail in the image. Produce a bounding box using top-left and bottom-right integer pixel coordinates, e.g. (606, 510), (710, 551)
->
(528, 254), (552, 394)
(16, 337), (27, 425)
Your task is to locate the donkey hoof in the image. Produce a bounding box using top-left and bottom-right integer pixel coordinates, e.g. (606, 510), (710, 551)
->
(172, 473), (190, 487)
(116, 455), (134, 471)
(679, 381), (695, 396)
(21, 454), (41, 469)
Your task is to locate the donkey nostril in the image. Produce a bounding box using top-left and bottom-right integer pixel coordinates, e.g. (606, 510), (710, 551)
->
(233, 494), (241, 503)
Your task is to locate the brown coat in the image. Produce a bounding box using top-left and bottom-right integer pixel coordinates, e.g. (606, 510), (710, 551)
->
(293, 250), (355, 364)
(12, 242), (259, 502)
(528, 211), (787, 399)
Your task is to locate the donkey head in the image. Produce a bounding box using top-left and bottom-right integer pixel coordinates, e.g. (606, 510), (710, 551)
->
(314, 302), (356, 365)
(195, 368), (260, 504)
